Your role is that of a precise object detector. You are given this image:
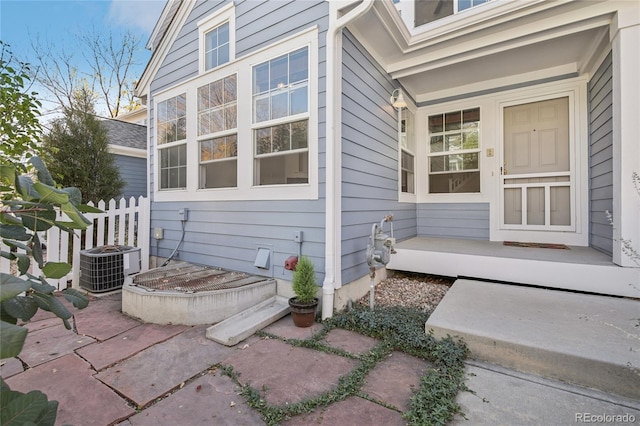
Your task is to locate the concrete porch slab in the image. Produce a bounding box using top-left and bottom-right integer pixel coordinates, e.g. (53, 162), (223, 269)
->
(389, 237), (640, 297)
(452, 361), (640, 425)
(427, 279), (640, 399)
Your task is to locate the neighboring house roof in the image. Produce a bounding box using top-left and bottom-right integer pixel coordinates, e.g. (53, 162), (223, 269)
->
(116, 107), (147, 126)
(101, 119), (147, 156)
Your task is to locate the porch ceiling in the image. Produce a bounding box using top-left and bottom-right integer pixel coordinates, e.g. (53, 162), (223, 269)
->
(347, 0), (615, 103)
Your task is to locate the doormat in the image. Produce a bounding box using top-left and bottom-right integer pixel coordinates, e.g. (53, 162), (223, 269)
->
(503, 241), (569, 250)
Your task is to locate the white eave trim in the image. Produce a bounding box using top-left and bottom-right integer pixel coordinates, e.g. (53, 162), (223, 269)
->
(137, 0), (197, 97)
(355, 0), (619, 81)
(109, 145), (147, 159)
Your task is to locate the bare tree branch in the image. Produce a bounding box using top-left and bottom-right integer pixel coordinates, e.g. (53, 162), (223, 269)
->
(79, 29), (141, 117)
(28, 29), (141, 118)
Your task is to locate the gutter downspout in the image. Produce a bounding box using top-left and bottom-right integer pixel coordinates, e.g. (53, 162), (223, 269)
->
(322, 0), (374, 320)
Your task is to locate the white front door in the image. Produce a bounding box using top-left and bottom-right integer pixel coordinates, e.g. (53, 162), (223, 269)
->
(501, 97), (574, 234)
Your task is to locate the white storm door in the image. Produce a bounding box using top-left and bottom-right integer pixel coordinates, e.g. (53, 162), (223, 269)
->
(501, 97), (574, 231)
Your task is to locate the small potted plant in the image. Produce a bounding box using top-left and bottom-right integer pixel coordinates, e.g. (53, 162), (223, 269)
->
(289, 256), (319, 327)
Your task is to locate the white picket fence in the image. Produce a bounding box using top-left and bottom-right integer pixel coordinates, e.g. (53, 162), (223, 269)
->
(0, 196), (150, 290)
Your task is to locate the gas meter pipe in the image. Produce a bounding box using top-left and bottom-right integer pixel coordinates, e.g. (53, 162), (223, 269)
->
(369, 266), (376, 310)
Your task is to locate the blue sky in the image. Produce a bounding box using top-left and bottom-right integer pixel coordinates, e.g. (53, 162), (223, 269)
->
(0, 0), (166, 116)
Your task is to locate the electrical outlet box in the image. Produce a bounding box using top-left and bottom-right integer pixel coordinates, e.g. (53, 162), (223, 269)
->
(153, 228), (164, 240)
(294, 230), (303, 243)
(178, 208), (189, 221)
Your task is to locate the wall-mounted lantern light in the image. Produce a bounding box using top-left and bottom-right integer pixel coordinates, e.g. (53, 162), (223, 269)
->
(390, 88), (407, 109)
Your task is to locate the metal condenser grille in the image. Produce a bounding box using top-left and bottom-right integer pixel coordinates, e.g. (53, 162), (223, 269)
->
(132, 262), (263, 293)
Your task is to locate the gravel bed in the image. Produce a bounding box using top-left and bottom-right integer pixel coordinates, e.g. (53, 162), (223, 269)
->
(356, 271), (454, 313)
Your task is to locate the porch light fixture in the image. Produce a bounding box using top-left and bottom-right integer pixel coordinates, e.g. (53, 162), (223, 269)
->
(390, 89), (407, 109)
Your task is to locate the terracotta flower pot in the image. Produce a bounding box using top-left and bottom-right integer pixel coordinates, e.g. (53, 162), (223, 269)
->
(288, 297), (319, 327)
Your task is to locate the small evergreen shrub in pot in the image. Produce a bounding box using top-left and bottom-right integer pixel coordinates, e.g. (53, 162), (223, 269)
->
(289, 256), (319, 327)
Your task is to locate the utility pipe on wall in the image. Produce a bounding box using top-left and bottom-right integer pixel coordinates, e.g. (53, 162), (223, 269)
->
(322, 0), (374, 320)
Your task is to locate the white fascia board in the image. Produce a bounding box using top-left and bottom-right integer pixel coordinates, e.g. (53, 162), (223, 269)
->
(365, 0), (619, 82)
(389, 14), (613, 79)
(579, 27), (610, 78)
(137, 1), (197, 97)
(378, 0), (613, 55)
(405, 0), (560, 48)
(108, 145), (147, 159)
(370, 0), (554, 55)
(146, 0), (175, 50)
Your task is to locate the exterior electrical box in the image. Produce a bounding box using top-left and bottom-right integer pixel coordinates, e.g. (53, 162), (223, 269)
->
(79, 245), (141, 292)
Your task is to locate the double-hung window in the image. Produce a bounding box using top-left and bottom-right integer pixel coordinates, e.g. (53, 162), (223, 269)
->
(428, 108), (480, 193)
(252, 47), (309, 186)
(415, 0), (492, 26)
(157, 94), (187, 190)
(198, 3), (235, 74)
(198, 74), (237, 189)
(154, 26), (317, 202)
(204, 22), (230, 71)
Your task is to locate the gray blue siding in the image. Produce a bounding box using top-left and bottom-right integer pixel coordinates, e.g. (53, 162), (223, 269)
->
(113, 154), (147, 200)
(149, 0), (329, 280)
(588, 51), (613, 256)
(340, 30), (417, 284)
(417, 203), (490, 240)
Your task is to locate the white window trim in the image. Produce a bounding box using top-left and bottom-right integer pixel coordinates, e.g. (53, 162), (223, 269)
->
(156, 93), (188, 191)
(153, 27), (319, 202)
(397, 91), (417, 203)
(198, 3), (236, 74)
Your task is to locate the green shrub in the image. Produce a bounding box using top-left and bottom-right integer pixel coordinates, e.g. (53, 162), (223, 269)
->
(292, 256), (317, 304)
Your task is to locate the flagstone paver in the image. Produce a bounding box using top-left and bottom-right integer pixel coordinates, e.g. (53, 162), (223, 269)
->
(21, 315), (64, 332)
(224, 338), (358, 406)
(260, 315), (323, 340)
(361, 350), (432, 411)
(18, 323), (95, 368)
(75, 297), (141, 341)
(125, 372), (265, 425)
(323, 328), (379, 354)
(5, 353), (135, 425)
(77, 323), (189, 371)
(283, 396), (405, 426)
(0, 357), (24, 379)
(96, 325), (233, 407)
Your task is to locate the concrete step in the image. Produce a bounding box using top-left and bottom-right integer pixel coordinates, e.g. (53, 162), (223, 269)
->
(426, 279), (640, 400)
(206, 296), (290, 346)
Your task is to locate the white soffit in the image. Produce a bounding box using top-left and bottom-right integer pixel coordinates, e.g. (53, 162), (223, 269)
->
(348, 0), (616, 101)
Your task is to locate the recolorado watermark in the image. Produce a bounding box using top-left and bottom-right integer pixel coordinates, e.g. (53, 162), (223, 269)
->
(575, 413), (636, 423)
